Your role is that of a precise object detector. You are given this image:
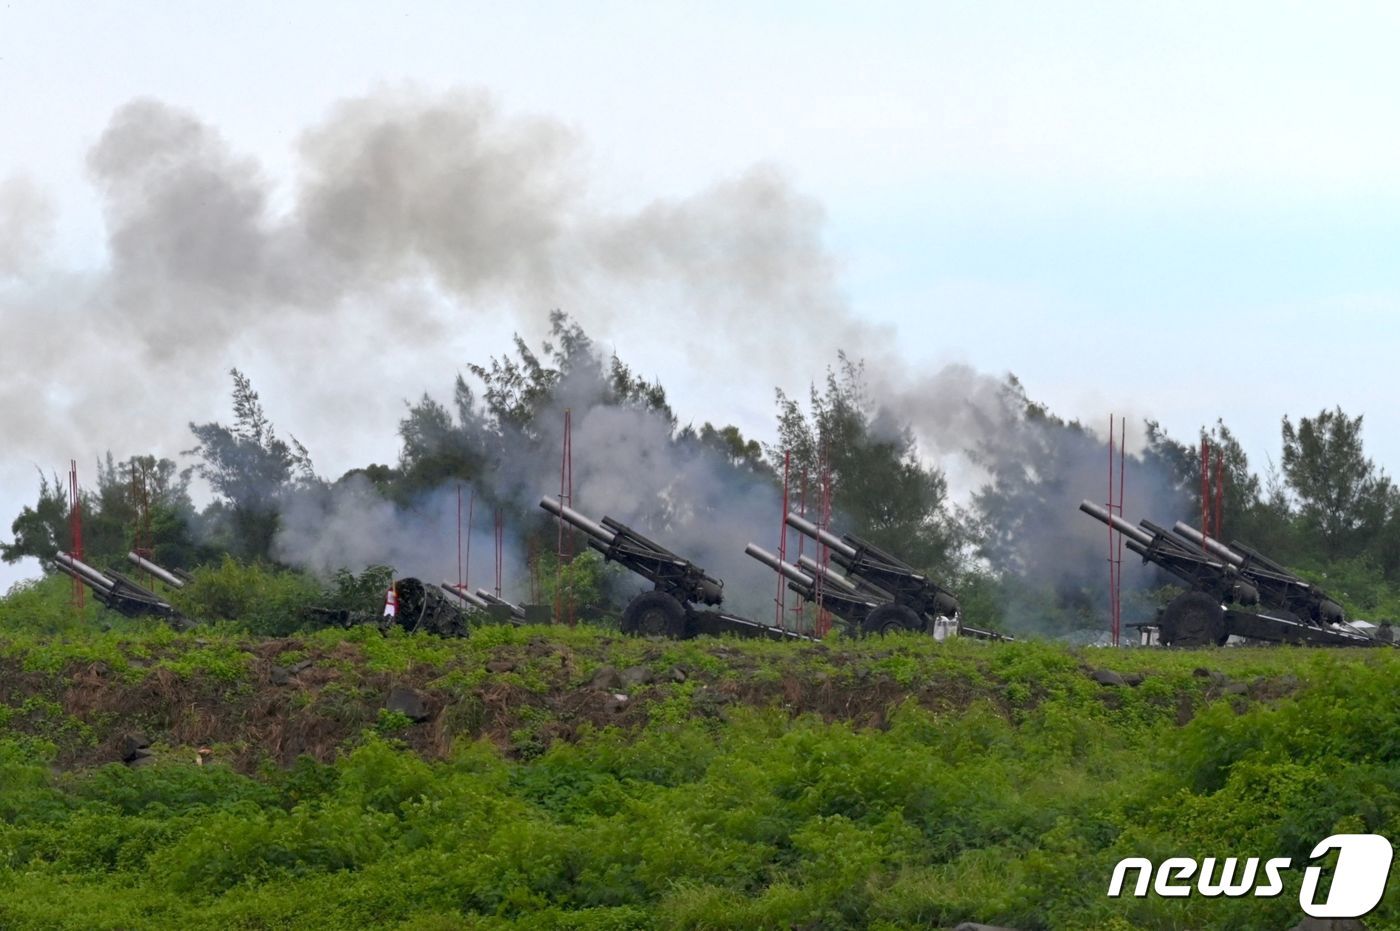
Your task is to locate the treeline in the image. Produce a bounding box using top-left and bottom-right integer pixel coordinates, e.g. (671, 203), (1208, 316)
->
(7, 312), (1400, 633)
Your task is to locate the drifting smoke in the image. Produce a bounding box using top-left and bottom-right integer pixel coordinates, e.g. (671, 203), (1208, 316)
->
(1, 87), (1188, 629)
(272, 477), (526, 595)
(0, 176), (54, 278)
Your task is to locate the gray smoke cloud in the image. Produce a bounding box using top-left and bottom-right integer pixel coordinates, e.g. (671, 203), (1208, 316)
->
(0, 175), (55, 279)
(1, 87), (1186, 629)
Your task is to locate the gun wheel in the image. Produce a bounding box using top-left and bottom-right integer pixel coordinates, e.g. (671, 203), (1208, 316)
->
(861, 603), (924, 636)
(1159, 591), (1227, 647)
(621, 591), (688, 639)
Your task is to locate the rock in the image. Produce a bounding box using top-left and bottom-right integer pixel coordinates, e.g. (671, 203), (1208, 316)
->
(385, 685), (431, 723)
(668, 666), (687, 683)
(1091, 669), (1125, 686)
(485, 659), (517, 673)
(588, 665), (623, 690)
(1192, 667), (1212, 678)
(119, 732), (151, 762)
(290, 659), (315, 674)
(269, 665), (291, 686)
(1122, 672), (1145, 687)
(127, 752), (156, 768)
(620, 666), (654, 688)
(1223, 681), (1248, 695)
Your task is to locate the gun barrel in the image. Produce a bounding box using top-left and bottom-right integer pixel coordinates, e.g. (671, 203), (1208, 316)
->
(1078, 500), (1154, 547)
(440, 582), (490, 610)
(126, 552), (186, 589)
(745, 543), (816, 590)
(784, 513), (858, 560)
(53, 552), (115, 592)
(539, 497), (617, 545)
(476, 589), (527, 618)
(794, 554), (860, 593)
(1171, 523), (1244, 567)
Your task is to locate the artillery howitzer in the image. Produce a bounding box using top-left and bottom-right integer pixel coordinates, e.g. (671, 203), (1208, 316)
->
(52, 551), (191, 628)
(127, 552), (192, 589)
(440, 583), (528, 624)
(1079, 500), (1384, 647)
(541, 497), (808, 640)
(749, 514), (1008, 640)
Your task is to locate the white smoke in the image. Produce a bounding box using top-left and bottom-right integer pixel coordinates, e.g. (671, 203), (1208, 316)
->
(0, 87), (1187, 627)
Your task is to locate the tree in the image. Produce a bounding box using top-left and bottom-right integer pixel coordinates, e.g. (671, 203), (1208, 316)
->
(1281, 407), (1392, 561)
(1, 470), (70, 563)
(187, 369), (315, 559)
(768, 355), (956, 575)
(2, 455), (200, 568)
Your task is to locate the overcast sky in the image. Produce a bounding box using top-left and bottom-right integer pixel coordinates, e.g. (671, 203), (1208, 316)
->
(4, 2), (1400, 590)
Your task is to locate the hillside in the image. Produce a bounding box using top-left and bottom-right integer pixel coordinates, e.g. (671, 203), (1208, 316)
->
(0, 615), (1396, 930)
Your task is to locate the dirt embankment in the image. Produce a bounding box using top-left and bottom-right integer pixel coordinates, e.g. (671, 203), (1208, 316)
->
(0, 634), (1304, 773)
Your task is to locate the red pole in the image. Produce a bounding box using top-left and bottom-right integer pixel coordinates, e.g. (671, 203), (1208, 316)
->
(1115, 416), (1126, 647)
(776, 449), (790, 629)
(1200, 439), (1210, 551)
(555, 408), (575, 626)
(465, 488), (475, 590)
(68, 460), (84, 612)
(494, 509), (504, 598)
(816, 442), (833, 637)
(791, 472), (807, 628)
(1108, 415), (1116, 646)
(1214, 449), (1225, 539)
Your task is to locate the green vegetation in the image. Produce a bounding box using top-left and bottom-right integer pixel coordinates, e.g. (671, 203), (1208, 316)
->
(0, 590), (1395, 929)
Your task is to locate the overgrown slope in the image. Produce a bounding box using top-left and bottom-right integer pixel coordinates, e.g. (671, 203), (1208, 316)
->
(0, 618), (1396, 930)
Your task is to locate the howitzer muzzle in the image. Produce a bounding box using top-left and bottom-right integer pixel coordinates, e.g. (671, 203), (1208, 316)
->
(745, 543), (816, 590)
(127, 552), (187, 589)
(539, 498), (617, 545)
(477, 589), (527, 618)
(795, 554), (860, 592)
(784, 513), (858, 560)
(54, 552), (115, 592)
(1078, 501), (1154, 547)
(1171, 523), (1245, 566)
(440, 582), (490, 610)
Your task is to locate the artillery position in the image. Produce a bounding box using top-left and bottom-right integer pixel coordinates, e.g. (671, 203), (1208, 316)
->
(747, 514), (1009, 640)
(1079, 500), (1387, 647)
(52, 551), (191, 628)
(541, 497), (808, 640)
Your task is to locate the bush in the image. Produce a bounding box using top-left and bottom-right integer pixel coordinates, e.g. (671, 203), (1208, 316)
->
(171, 557), (321, 635)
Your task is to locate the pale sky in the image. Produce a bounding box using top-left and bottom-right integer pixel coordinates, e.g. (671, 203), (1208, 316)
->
(4, 2), (1400, 589)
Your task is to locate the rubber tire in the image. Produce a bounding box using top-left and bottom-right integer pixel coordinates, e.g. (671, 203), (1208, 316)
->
(861, 603), (924, 636)
(621, 591), (688, 639)
(1159, 591), (1227, 647)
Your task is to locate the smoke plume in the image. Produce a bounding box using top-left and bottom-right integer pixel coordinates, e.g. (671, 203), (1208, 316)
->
(1, 87), (1187, 630)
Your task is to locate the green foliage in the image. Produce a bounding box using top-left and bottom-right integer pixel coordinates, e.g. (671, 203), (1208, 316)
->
(187, 368), (316, 559)
(771, 355), (956, 576)
(172, 557), (321, 635)
(537, 550), (614, 618)
(0, 629), (1392, 929)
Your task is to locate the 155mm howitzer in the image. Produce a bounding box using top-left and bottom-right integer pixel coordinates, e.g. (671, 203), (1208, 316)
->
(51, 552), (190, 628)
(780, 514), (1008, 640)
(1079, 500), (1381, 647)
(744, 543), (891, 633)
(541, 497), (807, 640)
